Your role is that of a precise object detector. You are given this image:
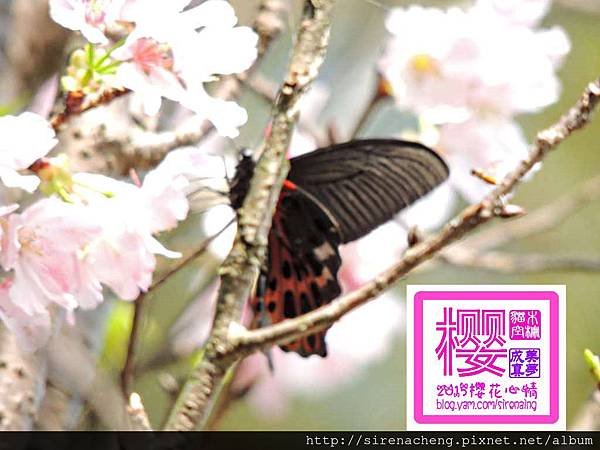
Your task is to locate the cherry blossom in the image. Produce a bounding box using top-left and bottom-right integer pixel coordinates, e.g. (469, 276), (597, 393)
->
(379, 1), (569, 201)
(0, 143), (226, 349)
(69, 172), (180, 302)
(112, 0), (257, 136)
(0, 198), (102, 317)
(49, 1), (258, 137)
(379, 2), (569, 121)
(0, 113), (57, 192)
(141, 145), (229, 233)
(49, 0), (124, 44)
(71, 146), (226, 302)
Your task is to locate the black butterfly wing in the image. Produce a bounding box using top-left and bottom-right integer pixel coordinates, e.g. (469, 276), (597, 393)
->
(250, 185), (342, 357)
(288, 139), (449, 243)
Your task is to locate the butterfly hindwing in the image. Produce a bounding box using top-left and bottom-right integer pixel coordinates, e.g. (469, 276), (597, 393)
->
(288, 139), (450, 243)
(250, 184), (342, 357)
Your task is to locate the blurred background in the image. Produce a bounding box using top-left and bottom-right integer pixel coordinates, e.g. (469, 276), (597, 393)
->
(1, 0), (600, 430)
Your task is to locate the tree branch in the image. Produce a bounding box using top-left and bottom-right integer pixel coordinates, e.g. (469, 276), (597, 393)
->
(163, 0), (338, 431)
(49, 88), (130, 131)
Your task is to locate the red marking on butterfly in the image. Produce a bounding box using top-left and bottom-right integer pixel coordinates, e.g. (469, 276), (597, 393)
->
(229, 139), (449, 357)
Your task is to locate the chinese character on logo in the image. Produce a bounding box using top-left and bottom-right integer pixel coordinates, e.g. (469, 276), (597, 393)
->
(435, 307), (508, 377)
(509, 348), (540, 378)
(509, 310), (541, 340)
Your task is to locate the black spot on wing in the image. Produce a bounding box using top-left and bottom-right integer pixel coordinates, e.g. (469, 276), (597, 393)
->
(310, 282), (323, 307)
(268, 278), (278, 291)
(300, 293), (311, 315)
(282, 261), (292, 279)
(284, 290), (296, 319)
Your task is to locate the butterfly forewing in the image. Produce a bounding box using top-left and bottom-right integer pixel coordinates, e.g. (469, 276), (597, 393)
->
(288, 139), (449, 243)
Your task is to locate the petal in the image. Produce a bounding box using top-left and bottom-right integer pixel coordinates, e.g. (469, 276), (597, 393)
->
(0, 169), (40, 192)
(0, 284), (52, 352)
(181, 0), (237, 29)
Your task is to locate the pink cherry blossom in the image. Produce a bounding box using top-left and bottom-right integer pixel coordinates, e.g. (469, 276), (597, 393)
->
(70, 145), (227, 302)
(0, 113), (57, 192)
(140, 146), (228, 233)
(379, 2), (570, 121)
(0, 198), (102, 316)
(380, 1), (569, 203)
(49, 0), (124, 44)
(112, 0), (257, 137)
(70, 172), (179, 301)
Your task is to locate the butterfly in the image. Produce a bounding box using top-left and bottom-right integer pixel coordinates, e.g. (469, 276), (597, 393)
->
(229, 139), (449, 357)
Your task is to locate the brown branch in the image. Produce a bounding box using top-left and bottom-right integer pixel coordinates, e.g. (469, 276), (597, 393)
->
(49, 88), (130, 131)
(253, 0), (287, 58)
(404, 173), (600, 275)
(225, 77), (600, 357)
(350, 74), (390, 138)
(163, 0), (338, 431)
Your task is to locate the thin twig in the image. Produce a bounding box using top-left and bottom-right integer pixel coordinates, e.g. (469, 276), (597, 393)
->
(442, 250), (600, 274)
(350, 75), (390, 138)
(463, 173), (600, 251)
(164, 0), (338, 431)
(406, 173), (600, 275)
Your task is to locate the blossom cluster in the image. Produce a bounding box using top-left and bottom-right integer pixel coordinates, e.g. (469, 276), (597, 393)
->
(379, 0), (570, 200)
(0, 0), (255, 351)
(0, 112), (220, 350)
(50, 0), (258, 137)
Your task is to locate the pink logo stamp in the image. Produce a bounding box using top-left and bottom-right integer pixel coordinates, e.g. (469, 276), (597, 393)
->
(406, 285), (566, 430)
